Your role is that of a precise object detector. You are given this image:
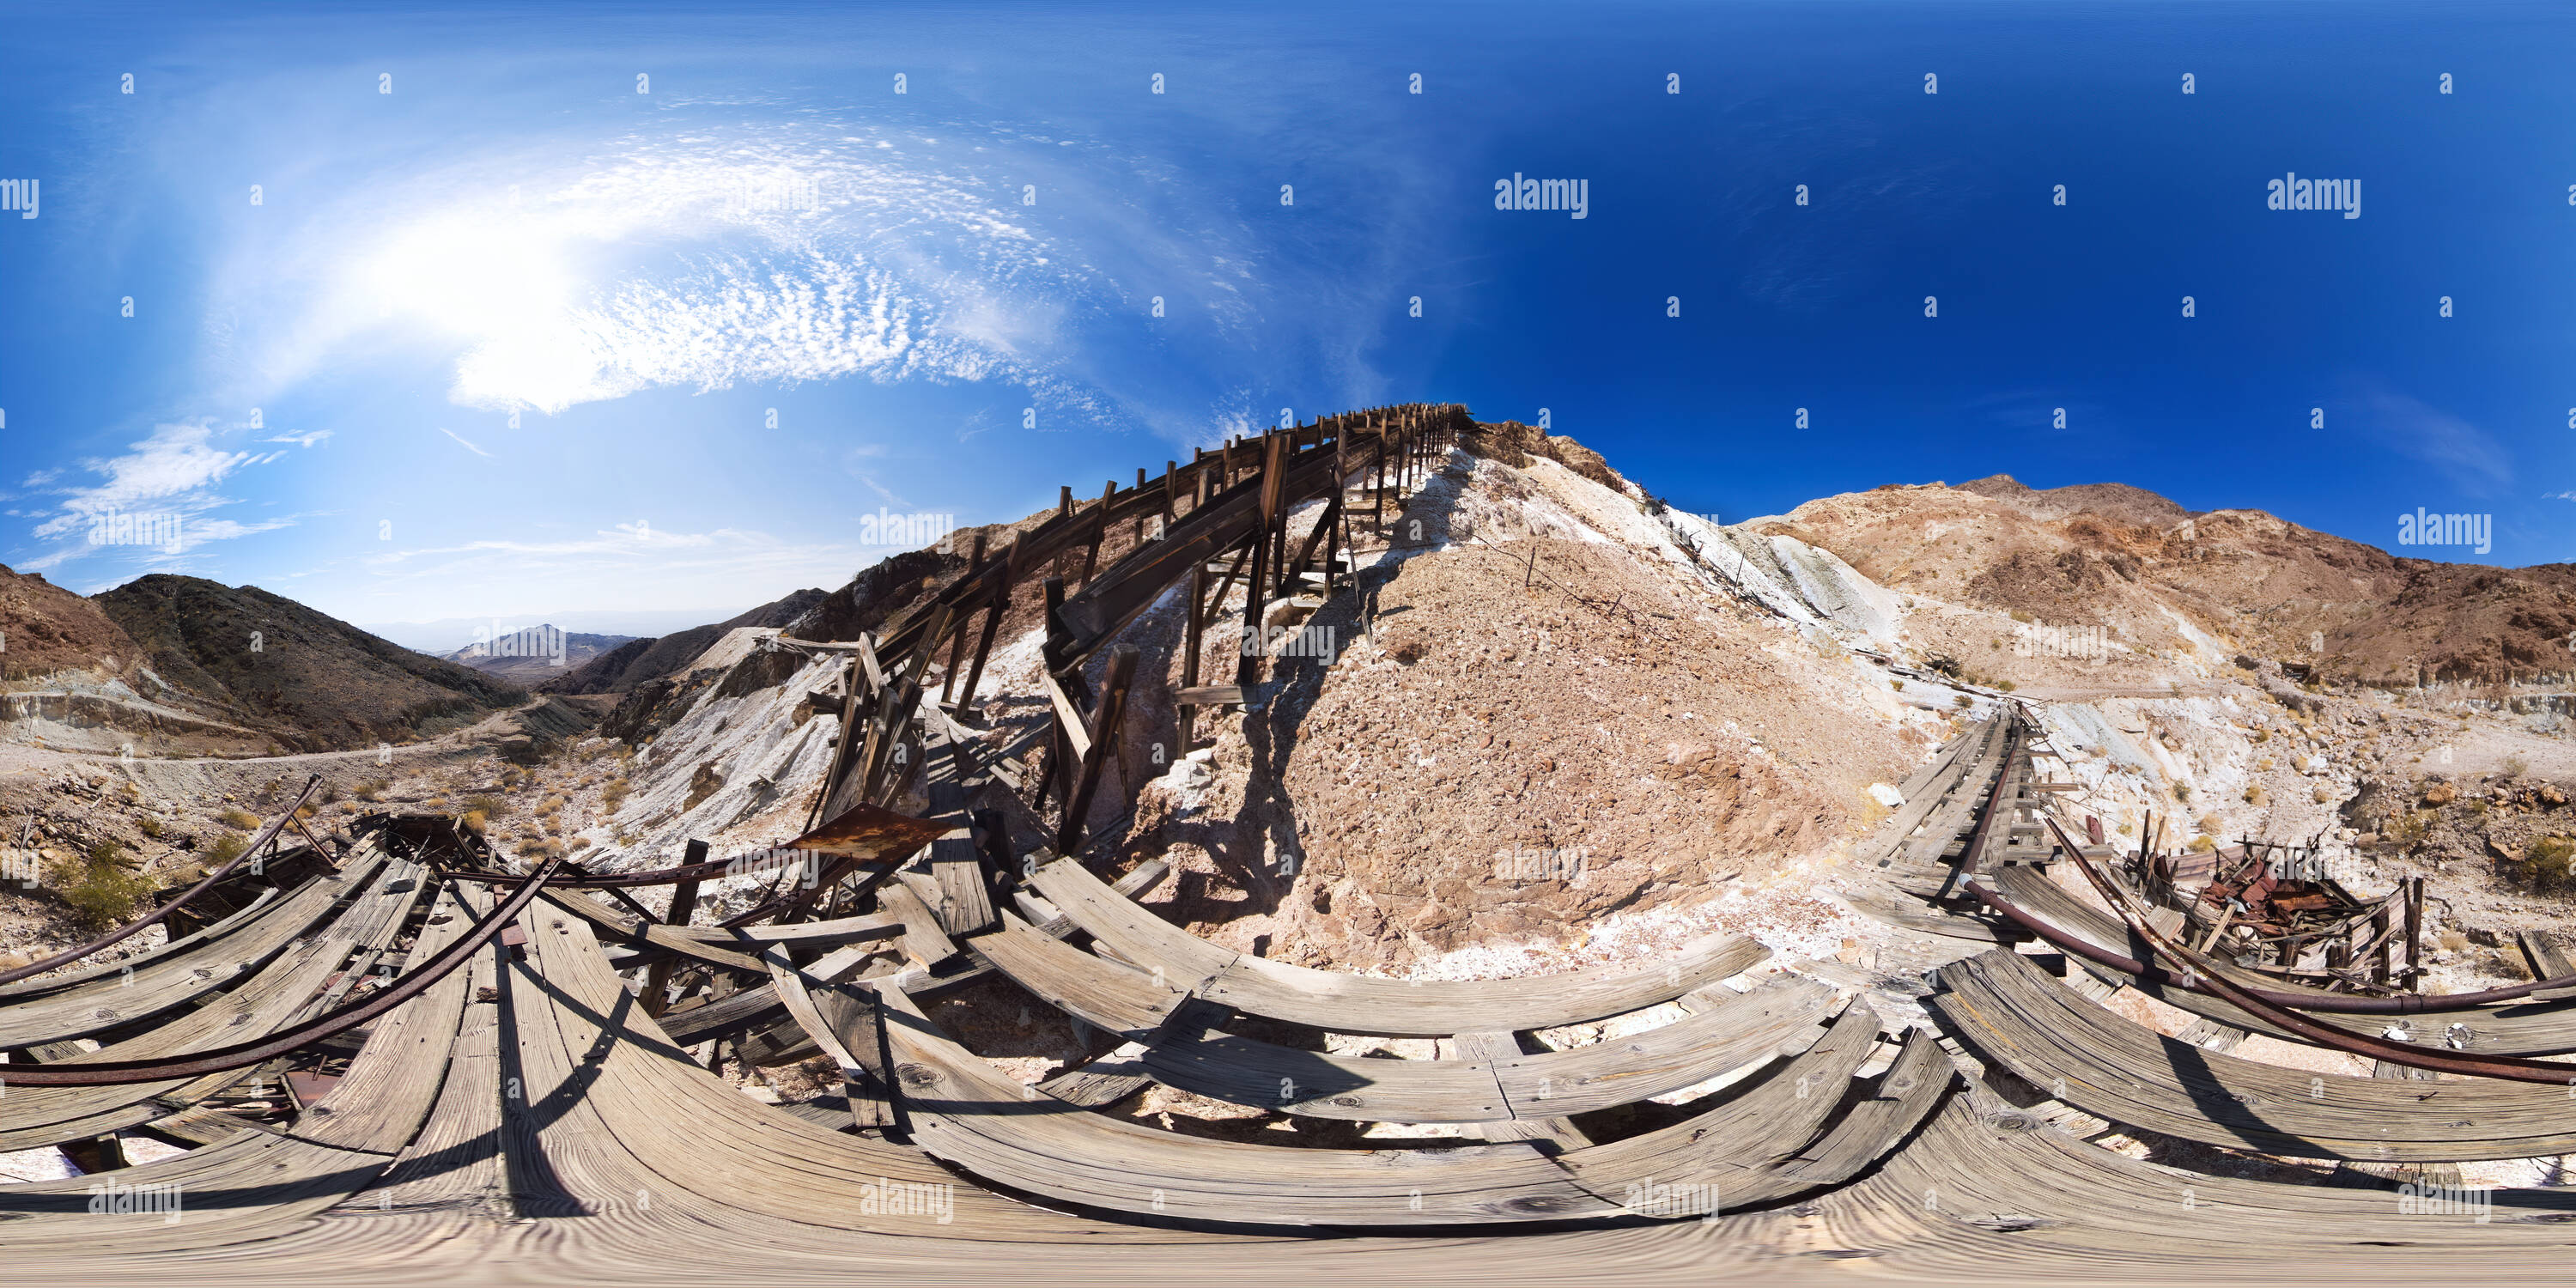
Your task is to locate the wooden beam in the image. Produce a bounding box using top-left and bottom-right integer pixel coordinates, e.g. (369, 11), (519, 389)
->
(939, 532), (988, 704)
(1056, 645), (1140, 857)
(1041, 668), (1095, 761)
(926, 780), (995, 937)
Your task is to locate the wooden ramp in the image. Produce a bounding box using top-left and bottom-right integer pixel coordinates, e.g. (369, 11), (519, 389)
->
(1027, 858), (1768, 1036)
(1929, 948), (2576, 1163)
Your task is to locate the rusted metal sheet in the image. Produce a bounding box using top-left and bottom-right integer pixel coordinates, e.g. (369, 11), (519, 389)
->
(793, 799), (951, 861)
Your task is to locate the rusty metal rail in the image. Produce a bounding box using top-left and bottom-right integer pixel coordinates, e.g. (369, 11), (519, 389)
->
(2039, 813), (2576, 1084)
(0, 773), (324, 988)
(0, 857), (564, 1087)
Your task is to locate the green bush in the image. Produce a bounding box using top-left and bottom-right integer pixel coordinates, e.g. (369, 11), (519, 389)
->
(46, 841), (156, 928)
(206, 832), (247, 866)
(219, 807), (261, 830)
(2531, 835), (2576, 889)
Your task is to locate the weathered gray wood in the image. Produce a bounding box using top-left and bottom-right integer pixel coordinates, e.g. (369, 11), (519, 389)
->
(1030, 857), (1769, 1036)
(1931, 947), (2576, 1162)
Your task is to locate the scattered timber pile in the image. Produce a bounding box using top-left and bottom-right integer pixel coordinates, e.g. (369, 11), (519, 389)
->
(7, 407), (2575, 1282)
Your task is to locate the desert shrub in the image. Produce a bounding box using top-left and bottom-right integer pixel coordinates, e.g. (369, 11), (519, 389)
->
(219, 807), (261, 829)
(568, 836), (592, 853)
(2312, 785), (2334, 805)
(601, 778), (632, 811)
(465, 795), (506, 819)
(2243, 785), (2266, 806)
(460, 810), (489, 834)
(2186, 835), (2217, 854)
(205, 832), (247, 866)
(2530, 835), (2576, 889)
(2172, 782), (2192, 802)
(137, 814), (163, 840)
(2008, 610), (2033, 623)
(1996, 680), (2016, 692)
(355, 779), (387, 803)
(46, 841), (155, 928)
(2386, 810), (2432, 848)
(2504, 753), (2531, 778)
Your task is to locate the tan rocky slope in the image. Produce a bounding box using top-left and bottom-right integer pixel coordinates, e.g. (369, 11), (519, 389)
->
(1750, 475), (2576, 689)
(0, 563), (154, 686)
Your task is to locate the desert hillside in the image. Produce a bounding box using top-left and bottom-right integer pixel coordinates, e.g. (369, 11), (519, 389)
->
(1751, 475), (2576, 689)
(93, 574), (523, 751)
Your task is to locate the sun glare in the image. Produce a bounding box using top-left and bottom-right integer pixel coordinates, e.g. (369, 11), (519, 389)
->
(365, 212), (578, 337)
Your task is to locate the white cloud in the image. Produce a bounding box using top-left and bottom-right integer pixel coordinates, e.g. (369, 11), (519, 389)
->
(28, 422), (252, 540)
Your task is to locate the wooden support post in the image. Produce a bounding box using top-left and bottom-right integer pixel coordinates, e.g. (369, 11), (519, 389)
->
(1236, 434), (1284, 688)
(1037, 576), (1070, 809)
(808, 653), (872, 831)
(939, 532), (988, 704)
(1056, 646), (1140, 857)
(643, 839), (708, 1016)
(1180, 562), (1206, 751)
(1078, 480), (1114, 588)
(2404, 875), (2425, 991)
(2372, 903), (2393, 987)
(955, 543), (1013, 717)
(1373, 416), (1387, 533)
(1281, 494), (1341, 597)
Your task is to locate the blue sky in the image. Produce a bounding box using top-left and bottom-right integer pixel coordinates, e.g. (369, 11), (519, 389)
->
(1, 1), (2570, 647)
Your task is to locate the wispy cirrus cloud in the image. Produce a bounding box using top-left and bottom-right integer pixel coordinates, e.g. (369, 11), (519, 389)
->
(17, 422), (295, 574)
(2336, 377), (2513, 495)
(351, 523), (866, 618)
(438, 427), (494, 458)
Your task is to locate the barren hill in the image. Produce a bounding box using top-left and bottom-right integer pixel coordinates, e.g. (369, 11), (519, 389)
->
(92, 574), (524, 751)
(538, 589), (828, 696)
(1750, 476), (2576, 689)
(0, 563), (151, 686)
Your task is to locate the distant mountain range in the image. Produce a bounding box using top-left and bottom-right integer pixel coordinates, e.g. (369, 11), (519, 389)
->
(538, 590), (828, 695)
(437, 629), (638, 683)
(354, 608), (758, 654)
